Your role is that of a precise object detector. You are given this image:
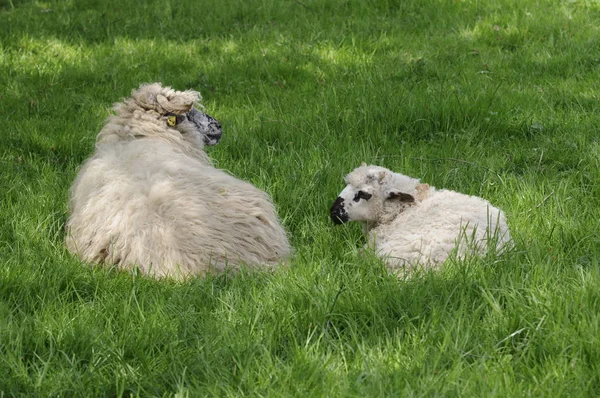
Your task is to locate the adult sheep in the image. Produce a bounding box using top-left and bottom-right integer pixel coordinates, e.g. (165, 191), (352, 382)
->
(66, 82), (291, 279)
(329, 163), (511, 272)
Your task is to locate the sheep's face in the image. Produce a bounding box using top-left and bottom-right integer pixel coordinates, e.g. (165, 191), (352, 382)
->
(166, 107), (223, 147)
(330, 165), (416, 225)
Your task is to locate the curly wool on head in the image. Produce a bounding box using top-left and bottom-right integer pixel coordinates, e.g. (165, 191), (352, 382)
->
(66, 82), (291, 279)
(94, 83), (215, 162)
(330, 163), (512, 273)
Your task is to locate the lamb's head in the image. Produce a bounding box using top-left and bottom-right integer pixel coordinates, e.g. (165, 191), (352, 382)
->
(330, 163), (420, 225)
(111, 82), (223, 148)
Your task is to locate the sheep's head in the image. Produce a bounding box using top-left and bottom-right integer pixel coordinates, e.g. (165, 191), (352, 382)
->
(163, 107), (223, 147)
(116, 82), (223, 147)
(330, 163), (419, 225)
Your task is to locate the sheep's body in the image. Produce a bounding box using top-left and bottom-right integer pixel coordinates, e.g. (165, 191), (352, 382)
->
(66, 83), (290, 278)
(330, 164), (511, 271)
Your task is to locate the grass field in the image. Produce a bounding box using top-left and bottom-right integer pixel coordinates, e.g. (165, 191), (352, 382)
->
(2, 0), (600, 395)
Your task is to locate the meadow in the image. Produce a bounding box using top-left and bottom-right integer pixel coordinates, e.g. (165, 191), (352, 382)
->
(1, 0), (600, 395)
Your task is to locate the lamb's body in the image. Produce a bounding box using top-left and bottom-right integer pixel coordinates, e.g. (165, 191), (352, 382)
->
(368, 186), (510, 269)
(66, 83), (290, 278)
(330, 164), (511, 271)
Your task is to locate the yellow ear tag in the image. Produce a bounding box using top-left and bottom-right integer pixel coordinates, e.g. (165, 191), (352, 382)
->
(167, 116), (177, 127)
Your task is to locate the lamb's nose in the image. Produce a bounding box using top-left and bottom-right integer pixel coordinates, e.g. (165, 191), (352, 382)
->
(330, 197), (349, 225)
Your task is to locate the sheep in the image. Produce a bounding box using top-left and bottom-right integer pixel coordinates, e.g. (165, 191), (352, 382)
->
(66, 82), (291, 279)
(329, 163), (511, 272)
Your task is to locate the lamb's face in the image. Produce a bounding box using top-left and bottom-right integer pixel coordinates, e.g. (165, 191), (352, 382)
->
(166, 107), (223, 147)
(330, 183), (377, 224)
(330, 165), (416, 225)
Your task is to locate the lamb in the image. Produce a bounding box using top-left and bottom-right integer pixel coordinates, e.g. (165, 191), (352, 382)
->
(329, 163), (511, 272)
(66, 82), (291, 279)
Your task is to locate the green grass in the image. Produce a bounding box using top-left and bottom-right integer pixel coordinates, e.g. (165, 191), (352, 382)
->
(2, 0), (600, 395)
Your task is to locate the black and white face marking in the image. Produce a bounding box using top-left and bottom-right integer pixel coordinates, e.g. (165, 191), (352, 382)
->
(330, 185), (375, 224)
(330, 197), (349, 224)
(353, 190), (372, 202)
(167, 107), (223, 147)
(331, 165), (418, 225)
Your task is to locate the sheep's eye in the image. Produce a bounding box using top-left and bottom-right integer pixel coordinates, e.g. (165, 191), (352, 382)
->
(353, 190), (372, 202)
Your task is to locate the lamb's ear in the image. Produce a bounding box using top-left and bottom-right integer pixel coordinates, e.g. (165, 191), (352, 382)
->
(361, 161), (367, 167)
(385, 189), (415, 203)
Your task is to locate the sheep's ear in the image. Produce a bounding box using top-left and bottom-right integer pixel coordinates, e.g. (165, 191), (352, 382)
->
(165, 112), (186, 127)
(386, 189), (415, 203)
(360, 161), (367, 167)
(377, 171), (386, 184)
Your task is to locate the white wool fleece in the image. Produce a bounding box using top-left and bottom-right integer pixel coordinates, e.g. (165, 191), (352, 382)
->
(331, 164), (512, 271)
(66, 83), (291, 279)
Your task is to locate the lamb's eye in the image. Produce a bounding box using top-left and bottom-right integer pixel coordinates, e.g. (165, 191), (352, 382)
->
(353, 190), (372, 202)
